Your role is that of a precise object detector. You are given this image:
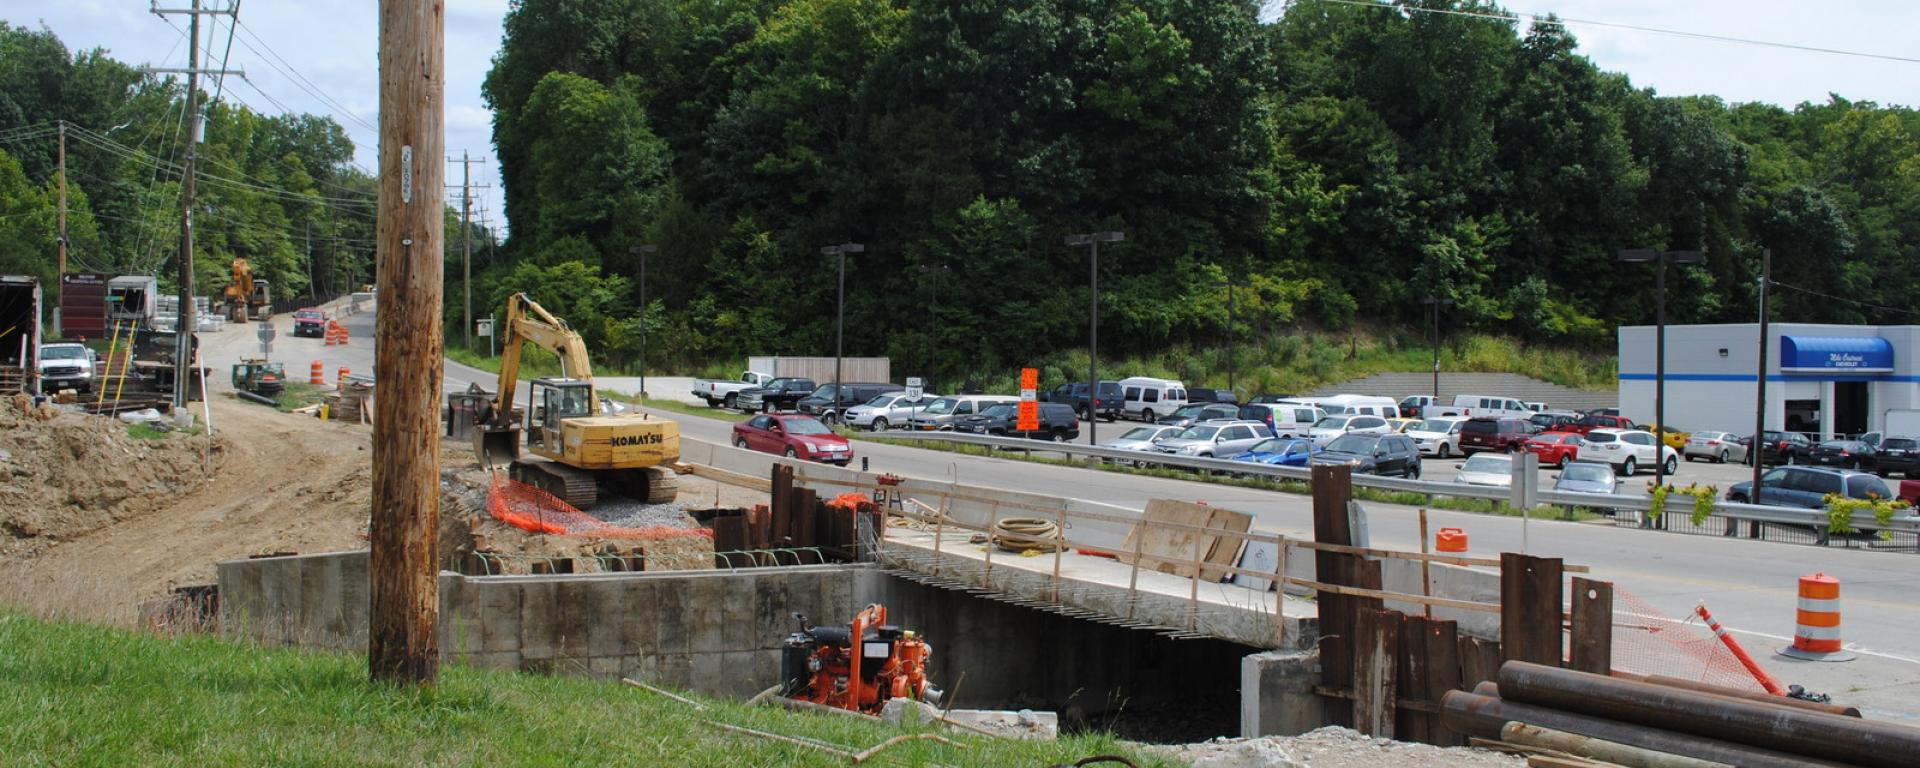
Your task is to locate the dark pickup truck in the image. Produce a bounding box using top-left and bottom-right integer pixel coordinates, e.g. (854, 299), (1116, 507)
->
(734, 377), (817, 413)
(1042, 381), (1122, 421)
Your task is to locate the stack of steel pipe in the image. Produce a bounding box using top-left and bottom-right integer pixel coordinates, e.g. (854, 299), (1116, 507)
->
(1441, 661), (1920, 768)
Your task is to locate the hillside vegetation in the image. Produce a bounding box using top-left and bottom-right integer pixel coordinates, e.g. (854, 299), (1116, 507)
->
(476, 0), (1918, 384)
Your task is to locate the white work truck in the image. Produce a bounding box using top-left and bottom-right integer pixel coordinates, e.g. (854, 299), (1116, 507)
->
(691, 370), (774, 408)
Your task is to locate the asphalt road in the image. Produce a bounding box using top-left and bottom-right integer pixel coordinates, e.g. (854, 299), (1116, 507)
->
(209, 303), (1920, 717)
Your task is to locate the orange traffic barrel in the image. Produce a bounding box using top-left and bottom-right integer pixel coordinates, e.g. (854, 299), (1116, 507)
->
(1778, 572), (1855, 661)
(309, 360), (324, 385)
(338, 367), (351, 387)
(1436, 527), (1468, 552)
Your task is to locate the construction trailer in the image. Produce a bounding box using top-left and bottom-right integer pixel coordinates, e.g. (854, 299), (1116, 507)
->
(108, 275), (160, 330)
(1, 275), (43, 394)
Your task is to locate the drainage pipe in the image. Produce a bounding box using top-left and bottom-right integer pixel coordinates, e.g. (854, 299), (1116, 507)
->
(1439, 691), (1848, 768)
(1498, 661), (1918, 768)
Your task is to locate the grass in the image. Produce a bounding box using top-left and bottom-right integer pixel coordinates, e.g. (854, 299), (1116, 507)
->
(959, 331), (1617, 400)
(0, 611), (1170, 767)
(125, 422), (172, 441)
(859, 434), (1605, 522)
(271, 382), (329, 412)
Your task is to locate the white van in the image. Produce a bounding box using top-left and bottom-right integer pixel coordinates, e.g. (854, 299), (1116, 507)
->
(1119, 376), (1187, 423)
(1423, 394), (1532, 420)
(1314, 394), (1400, 420)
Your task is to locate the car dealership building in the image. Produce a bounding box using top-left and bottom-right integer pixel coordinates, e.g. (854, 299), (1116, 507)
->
(1619, 323), (1920, 438)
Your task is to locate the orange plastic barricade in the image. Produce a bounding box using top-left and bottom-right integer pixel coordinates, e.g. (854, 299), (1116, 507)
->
(1435, 527), (1468, 552)
(309, 360), (324, 385)
(1778, 572), (1855, 662)
(337, 367), (351, 387)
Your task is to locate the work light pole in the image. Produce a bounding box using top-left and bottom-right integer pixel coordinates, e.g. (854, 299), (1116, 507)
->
(1619, 248), (1704, 497)
(1066, 231), (1123, 445)
(821, 243), (864, 421)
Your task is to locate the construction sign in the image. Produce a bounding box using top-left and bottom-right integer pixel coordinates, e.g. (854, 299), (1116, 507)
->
(1018, 368), (1039, 432)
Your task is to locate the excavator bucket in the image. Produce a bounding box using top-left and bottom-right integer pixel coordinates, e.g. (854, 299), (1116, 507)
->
(473, 424), (522, 469)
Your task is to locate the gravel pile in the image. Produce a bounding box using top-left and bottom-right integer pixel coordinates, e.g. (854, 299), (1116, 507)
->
(1160, 727), (1524, 768)
(588, 498), (703, 530)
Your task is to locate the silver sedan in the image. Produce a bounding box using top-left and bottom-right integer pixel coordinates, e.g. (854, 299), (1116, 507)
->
(1683, 430), (1749, 464)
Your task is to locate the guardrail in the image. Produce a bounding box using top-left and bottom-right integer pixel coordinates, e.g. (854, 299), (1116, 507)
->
(867, 430), (1920, 551)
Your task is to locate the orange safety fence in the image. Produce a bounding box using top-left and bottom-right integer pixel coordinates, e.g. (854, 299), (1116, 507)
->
(1607, 586), (1768, 693)
(487, 473), (712, 541)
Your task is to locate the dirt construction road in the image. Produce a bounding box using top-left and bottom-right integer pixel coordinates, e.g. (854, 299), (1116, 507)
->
(0, 398), (374, 625)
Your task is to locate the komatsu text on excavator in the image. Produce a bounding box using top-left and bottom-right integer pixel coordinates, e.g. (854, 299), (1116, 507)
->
(470, 293), (680, 509)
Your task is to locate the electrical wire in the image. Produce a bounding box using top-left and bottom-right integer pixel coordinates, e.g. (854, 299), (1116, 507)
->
(231, 18), (376, 133)
(1308, 0), (1920, 65)
(1765, 278), (1920, 320)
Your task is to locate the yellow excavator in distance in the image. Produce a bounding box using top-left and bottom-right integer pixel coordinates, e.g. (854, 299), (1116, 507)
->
(471, 293), (680, 509)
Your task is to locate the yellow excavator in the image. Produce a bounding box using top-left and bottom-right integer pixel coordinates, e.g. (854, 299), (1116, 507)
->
(471, 293), (680, 509)
(220, 257), (272, 322)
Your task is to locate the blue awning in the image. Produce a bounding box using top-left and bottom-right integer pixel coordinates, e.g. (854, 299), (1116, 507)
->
(1780, 335), (1894, 374)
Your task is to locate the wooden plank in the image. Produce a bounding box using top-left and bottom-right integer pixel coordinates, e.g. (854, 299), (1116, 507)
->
(1296, 539), (1590, 572)
(1569, 578), (1614, 675)
(1353, 608), (1400, 739)
(1500, 553), (1565, 667)
(1199, 505), (1254, 582)
(1398, 614), (1431, 743)
(1458, 635), (1502, 691)
(1425, 618), (1465, 746)
(1312, 464), (1357, 728)
(1120, 499), (1218, 578)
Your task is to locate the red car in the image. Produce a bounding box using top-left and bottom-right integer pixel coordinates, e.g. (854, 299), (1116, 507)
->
(1566, 413), (1635, 436)
(1524, 431), (1586, 468)
(731, 413), (853, 465)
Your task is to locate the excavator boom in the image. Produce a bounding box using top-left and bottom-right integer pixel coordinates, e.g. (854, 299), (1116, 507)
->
(487, 292), (598, 423)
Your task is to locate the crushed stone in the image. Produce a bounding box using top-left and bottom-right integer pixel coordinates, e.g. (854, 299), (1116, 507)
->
(1159, 726), (1525, 768)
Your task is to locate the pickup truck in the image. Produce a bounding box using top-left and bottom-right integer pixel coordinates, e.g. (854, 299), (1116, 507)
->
(691, 371), (774, 409)
(735, 377), (818, 413)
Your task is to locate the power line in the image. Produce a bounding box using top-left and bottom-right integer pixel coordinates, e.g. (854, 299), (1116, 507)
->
(1309, 0), (1920, 65)
(231, 18), (377, 133)
(1766, 278), (1920, 319)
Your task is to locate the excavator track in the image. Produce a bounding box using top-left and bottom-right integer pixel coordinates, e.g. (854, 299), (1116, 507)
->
(609, 467), (680, 505)
(510, 459), (598, 510)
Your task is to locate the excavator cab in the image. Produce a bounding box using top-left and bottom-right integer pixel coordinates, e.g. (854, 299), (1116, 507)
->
(528, 378), (594, 451)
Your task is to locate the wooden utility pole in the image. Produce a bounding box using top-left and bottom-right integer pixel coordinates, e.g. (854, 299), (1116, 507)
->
(446, 151), (485, 350)
(146, 0), (239, 410)
(369, 0), (446, 686)
(55, 121), (66, 284)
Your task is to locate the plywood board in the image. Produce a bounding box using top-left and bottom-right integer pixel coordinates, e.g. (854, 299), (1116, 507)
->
(1119, 499), (1218, 578)
(1200, 506), (1254, 582)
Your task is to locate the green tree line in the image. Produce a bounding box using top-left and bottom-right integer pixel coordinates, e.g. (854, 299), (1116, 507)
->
(482, 0), (1919, 381)
(0, 22), (499, 319)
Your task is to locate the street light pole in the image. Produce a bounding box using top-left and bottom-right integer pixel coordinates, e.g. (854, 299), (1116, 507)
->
(919, 264), (950, 388)
(1422, 296), (1453, 401)
(1066, 231), (1124, 445)
(630, 244), (657, 399)
(1618, 248), (1704, 495)
(821, 243), (865, 420)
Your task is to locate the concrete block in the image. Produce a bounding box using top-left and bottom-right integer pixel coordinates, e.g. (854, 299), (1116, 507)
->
(588, 656), (622, 680)
(519, 580), (559, 660)
(655, 653), (693, 690)
(455, 651), (520, 672)
(553, 581), (594, 659)
(720, 650), (767, 698)
(1240, 650), (1323, 737)
(654, 578), (690, 654)
(618, 579), (660, 653)
(690, 651), (727, 697)
(475, 580), (523, 653)
(687, 576), (726, 653)
(583, 580), (629, 658)
(721, 574), (759, 651)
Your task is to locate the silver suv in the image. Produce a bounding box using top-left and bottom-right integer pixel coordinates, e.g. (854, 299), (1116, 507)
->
(843, 392), (940, 431)
(1153, 419), (1275, 457)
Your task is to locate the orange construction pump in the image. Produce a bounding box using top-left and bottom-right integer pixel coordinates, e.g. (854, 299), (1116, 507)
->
(780, 604), (940, 714)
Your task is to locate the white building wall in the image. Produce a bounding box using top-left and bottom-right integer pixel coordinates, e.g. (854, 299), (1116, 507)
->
(1618, 323), (1920, 436)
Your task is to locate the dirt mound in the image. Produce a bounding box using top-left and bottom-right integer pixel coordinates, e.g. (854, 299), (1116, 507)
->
(0, 397), (220, 553)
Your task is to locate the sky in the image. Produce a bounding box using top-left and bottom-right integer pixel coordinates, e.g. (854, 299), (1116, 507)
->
(6, 1), (1916, 242)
